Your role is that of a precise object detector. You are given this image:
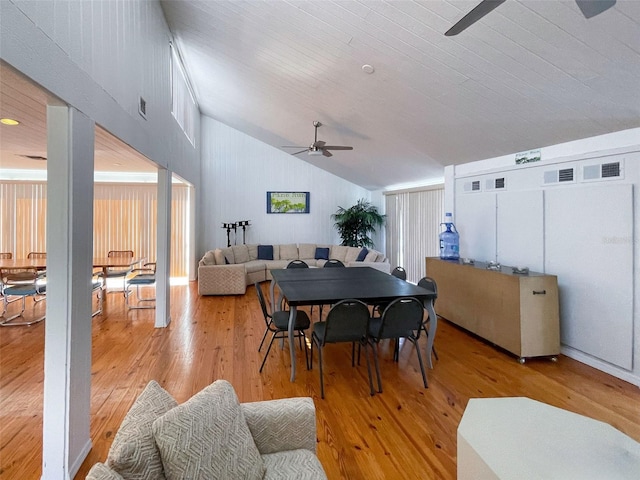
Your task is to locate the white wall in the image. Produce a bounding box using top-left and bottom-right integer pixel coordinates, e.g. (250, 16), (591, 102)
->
(199, 116), (371, 256)
(445, 128), (640, 387)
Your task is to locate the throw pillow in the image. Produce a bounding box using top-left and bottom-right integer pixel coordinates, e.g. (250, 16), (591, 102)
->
(356, 248), (369, 262)
(257, 245), (274, 260)
(213, 248), (225, 265)
(152, 380), (265, 480)
(106, 380), (178, 480)
(314, 247), (330, 260)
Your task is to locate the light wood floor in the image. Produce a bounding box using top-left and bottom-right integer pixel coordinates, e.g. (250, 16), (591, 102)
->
(1, 282), (639, 479)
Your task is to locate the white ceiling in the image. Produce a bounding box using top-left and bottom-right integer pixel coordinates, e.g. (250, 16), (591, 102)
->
(1, 1), (638, 190)
(161, 0), (640, 190)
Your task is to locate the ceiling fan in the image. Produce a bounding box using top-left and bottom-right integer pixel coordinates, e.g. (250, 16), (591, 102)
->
(282, 121), (353, 157)
(444, 0), (616, 36)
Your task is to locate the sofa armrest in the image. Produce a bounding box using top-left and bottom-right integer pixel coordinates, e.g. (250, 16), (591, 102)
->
(242, 397), (317, 454)
(197, 264), (246, 295)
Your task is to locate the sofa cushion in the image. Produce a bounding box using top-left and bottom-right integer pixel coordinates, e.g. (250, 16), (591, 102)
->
(314, 247), (330, 260)
(86, 462), (126, 480)
(202, 251), (216, 266)
(245, 260), (267, 274)
(364, 249), (381, 262)
(221, 247), (235, 264)
(232, 245), (250, 264)
(298, 243), (317, 260)
(258, 245), (274, 260)
(344, 247), (361, 263)
(262, 450), (328, 480)
(152, 380), (265, 480)
(279, 244), (298, 260)
(213, 248), (225, 265)
(330, 245), (349, 262)
(247, 244), (258, 261)
(356, 247), (369, 262)
(106, 380), (178, 480)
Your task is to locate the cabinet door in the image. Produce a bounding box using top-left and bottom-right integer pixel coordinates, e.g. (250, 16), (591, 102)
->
(545, 184), (633, 370)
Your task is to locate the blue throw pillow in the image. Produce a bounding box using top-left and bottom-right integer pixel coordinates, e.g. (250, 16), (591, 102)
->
(356, 248), (369, 262)
(314, 247), (330, 260)
(257, 245), (274, 260)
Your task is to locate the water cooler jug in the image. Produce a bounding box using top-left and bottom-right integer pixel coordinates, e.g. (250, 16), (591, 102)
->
(439, 212), (460, 260)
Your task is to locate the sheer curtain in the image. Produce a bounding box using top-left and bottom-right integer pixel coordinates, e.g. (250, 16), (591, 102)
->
(385, 186), (444, 283)
(0, 181), (190, 278)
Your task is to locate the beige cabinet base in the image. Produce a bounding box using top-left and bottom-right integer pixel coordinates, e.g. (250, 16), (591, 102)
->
(425, 258), (559, 359)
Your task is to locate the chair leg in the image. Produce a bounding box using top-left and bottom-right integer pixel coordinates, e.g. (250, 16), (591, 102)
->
(0, 295), (45, 326)
(259, 332), (278, 373)
(362, 341), (376, 396)
(300, 331), (310, 370)
(371, 341), (382, 393)
(318, 344), (325, 399)
(411, 337), (428, 388)
(258, 325), (271, 352)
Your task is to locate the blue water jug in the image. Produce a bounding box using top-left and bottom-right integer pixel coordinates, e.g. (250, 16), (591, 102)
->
(439, 212), (459, 260)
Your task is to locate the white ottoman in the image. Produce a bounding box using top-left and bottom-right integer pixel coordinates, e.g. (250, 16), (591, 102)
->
(457, 397), (640, 480)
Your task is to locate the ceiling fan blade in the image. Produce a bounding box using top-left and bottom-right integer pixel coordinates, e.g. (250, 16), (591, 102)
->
(312, 140), (326, 148)
(445, 0), (506, 36)
(323, 146), (353, 151)
(322, 149), (333, 158)
(291, 149), (310, 156)
(575, 0), (616, 19)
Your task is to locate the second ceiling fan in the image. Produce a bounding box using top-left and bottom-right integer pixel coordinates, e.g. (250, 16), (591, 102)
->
(445, 0), (616, 36)
(282, 121), (353, 157)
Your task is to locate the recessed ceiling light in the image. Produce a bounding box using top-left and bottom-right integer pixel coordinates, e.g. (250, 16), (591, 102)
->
(1, 118), (20, 126)
(361, 64), (375, 74)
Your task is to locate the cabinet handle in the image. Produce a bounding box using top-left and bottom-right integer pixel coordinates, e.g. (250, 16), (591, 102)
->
(533, 290), (546, 295)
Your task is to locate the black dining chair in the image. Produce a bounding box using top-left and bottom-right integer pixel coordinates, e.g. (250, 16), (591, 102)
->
(417, 276), (439, 361)
(309, 299), (375, 399)
(255, 283), (310, 373)
(286, 259), (309, 269)
(368, 297), (428, 392)
(391, 266), (407, 280)
(312, 259), (346, 320)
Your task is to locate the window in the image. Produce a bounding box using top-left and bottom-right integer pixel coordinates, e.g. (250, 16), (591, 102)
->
(170, 43), (197, 146)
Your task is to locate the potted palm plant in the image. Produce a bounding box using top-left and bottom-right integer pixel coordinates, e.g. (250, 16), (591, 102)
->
(332, 199), (385, 248)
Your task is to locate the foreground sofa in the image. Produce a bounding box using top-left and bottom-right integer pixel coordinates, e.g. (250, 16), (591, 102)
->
(198, 243), (390, 295)
(87, 379), (327, 479)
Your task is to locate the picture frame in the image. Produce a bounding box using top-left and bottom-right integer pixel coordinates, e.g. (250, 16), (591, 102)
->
(267, 191), (310, 214)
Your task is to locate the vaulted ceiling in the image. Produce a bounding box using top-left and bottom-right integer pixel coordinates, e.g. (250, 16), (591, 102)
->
(161, 0), (640, 190)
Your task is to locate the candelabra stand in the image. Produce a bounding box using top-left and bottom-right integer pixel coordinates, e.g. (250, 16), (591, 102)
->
(222, 220), (251, 246)
(222, 222), (236, 247)
(237, 220), (251, 244)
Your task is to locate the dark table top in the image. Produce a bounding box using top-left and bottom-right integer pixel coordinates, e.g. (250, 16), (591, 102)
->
(271, 266), (436, 306)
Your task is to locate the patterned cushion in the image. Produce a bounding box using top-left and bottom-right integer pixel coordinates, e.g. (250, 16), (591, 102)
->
(262, 450), (328, 480)
(152, 380), (265, 480)
(86, 462), (126, 480)
(279, 244), (298, 260)
(106, 380), (178, 480)
(232, 245), (250, 264)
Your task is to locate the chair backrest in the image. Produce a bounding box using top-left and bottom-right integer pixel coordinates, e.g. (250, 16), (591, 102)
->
(108, 250), (134, 258)
(417, 277), (438, 305)
(391, 266), (407, 280)
(323, 259), (345, 268)
(254, 283), (271, 324)
(377, 297), (424, 339)
(0, 252), (12, 259)
(27, 252), (46, 259)
(286, 260), (308, 269)
(322, 299), (370, 345)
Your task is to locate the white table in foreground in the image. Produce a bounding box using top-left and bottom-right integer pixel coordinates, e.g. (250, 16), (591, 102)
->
(458, 397), (640, 480)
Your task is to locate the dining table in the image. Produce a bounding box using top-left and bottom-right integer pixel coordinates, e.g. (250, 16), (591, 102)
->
(270, 266), (438, 382)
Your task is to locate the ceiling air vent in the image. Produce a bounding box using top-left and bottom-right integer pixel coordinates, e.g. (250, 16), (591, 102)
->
(558, 168), (574, 182)
(602, 162), (620, 178)
(463, 180), (481, 193)
(583, 160), (623, 182)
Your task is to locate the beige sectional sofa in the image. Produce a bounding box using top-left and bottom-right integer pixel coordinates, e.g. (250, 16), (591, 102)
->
(198, 243), (390, 295)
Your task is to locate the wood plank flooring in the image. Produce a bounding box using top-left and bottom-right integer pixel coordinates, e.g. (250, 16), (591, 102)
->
(0, 282), (639, 479)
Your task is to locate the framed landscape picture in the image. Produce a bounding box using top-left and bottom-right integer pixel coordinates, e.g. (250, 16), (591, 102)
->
(267, 191), (310, 213)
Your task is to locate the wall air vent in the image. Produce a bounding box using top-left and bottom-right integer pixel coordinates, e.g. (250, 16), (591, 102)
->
(486, 177), (506, 191)
(495, 177), (505, 189)
(543, 167), (575, 185)
(558, 168), (574, 182)
(583, 160), (623, 182)
(138, 97), (147, 119)
(463, 180), (481, 193)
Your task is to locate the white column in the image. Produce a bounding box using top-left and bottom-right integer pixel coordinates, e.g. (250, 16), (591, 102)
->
(42, 106), (94, 479)
(155, 168), (172, 328)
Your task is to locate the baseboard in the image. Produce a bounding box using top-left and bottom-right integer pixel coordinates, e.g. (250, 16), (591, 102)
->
(561, 345), (640, 388)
